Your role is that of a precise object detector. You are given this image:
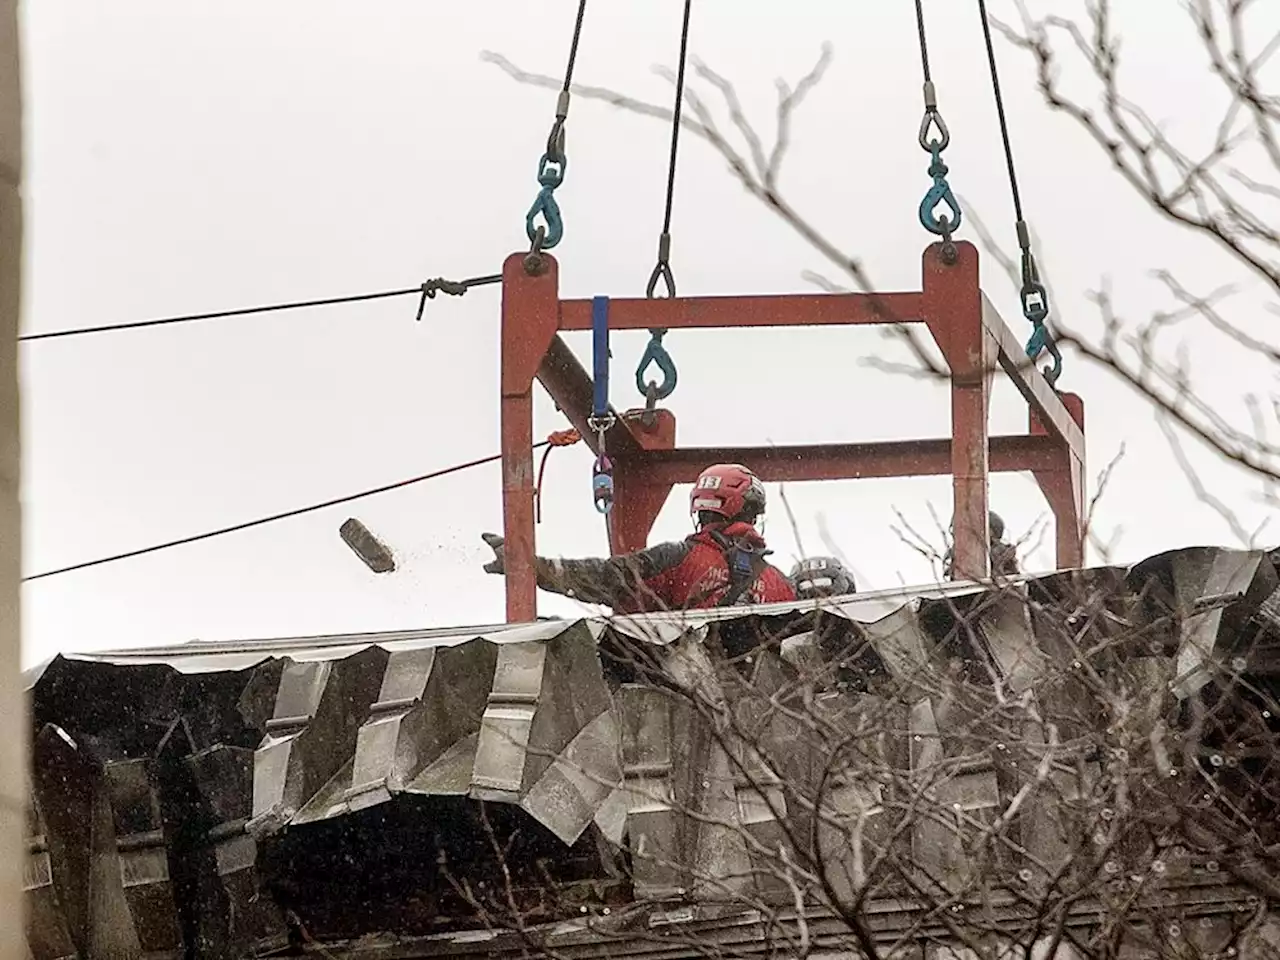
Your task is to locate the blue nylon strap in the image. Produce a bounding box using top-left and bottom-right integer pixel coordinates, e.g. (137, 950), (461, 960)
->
(591, 295), (610, 418)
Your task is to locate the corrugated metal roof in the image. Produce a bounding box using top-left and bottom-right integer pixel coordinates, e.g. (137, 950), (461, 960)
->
(21, 618), (595, 687)
(23, 573), (1001, 683)
(22, 545), (1280, 959)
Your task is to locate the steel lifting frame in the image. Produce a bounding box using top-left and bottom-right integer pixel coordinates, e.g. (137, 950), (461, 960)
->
(498, 241), (1087, 623)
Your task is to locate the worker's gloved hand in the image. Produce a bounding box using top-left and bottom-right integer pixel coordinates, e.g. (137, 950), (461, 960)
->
(481, 533), (505, 575)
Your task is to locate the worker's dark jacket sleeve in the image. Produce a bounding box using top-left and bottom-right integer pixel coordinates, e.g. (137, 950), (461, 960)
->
(534, 542), (692, 609)
(943, 539), (1020, 579)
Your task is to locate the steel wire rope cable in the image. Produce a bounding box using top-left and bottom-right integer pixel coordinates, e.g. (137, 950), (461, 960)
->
(557, 0), (589, 114)
(634, 0), (693, 408)
(913, 0), (935, 85)
(23, 442), (557, 582)
(974, 0), (1062, 384)
(18, 274), (503, 342)
(524, 0), (590, 264)
(913, 0), (963, 259)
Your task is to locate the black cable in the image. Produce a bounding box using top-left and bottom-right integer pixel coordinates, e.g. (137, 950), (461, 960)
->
(19, 274), (502, 343)
(543, 0), (589, 162)
(976, 0), (1024, 221)
(914, 0), (933, 83)
(976, 0), (1059, 381)
(23, 443), (550, 582)
(660, 0), (694, 237)
(561, 0), (588, 92)
(643, 0), (694, 304)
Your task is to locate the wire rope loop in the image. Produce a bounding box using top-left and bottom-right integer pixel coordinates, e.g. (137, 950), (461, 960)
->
(1024, 322), (1064, 387)
(635, 330), (678, 400)
(646, 259), (676, 300)
(545, 119), (567, 165)
(918, 109), (951, 152)
(592, 453), (615, 514)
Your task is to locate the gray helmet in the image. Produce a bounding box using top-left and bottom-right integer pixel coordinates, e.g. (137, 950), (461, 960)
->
(949, 511), (1006, 541)
(790, 556), (855, 599)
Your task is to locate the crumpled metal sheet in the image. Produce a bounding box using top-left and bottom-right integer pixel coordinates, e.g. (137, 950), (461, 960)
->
(252, 619), (618, 848)
(25, 620), (579, 688)
(185, 742), (286, 957)
(1127, 547), (1265, 698)
(23, 545), (1280, 952)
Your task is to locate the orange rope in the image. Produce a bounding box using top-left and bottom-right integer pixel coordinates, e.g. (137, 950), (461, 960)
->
(535, 427), (584, 522)
(532, 410), (659, 522)
(547, 427), (581, 447)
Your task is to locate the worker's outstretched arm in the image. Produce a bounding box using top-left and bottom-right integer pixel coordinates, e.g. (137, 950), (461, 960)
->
(481, 533), (686, 609)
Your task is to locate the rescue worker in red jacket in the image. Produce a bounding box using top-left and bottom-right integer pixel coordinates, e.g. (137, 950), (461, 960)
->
(480, 463), (796, 614)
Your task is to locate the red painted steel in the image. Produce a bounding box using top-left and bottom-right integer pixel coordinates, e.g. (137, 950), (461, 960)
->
(559, 291), (925, 331)
(499, 242), (1087, 621)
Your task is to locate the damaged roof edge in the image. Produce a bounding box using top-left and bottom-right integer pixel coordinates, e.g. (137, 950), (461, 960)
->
(23, 618), (606, 687)
(23, 545), (1268, 684)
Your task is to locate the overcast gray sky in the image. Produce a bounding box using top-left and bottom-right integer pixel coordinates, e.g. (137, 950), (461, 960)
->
(17, 1), (1277, 665)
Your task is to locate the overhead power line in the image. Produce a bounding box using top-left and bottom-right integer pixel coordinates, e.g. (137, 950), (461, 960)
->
(23, 442), (551, 583)
(18, 273), (503, 343)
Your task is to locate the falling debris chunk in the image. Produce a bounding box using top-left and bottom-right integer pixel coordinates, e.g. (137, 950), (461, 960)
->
(338, 518), (396, 574)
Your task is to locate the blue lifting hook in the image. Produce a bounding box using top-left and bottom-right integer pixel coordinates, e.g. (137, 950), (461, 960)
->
(918, 144), (963, 237)
(525, 152), (566, 250)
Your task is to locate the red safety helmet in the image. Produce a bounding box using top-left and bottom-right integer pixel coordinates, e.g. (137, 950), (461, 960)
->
(690, 463), (766, 522)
